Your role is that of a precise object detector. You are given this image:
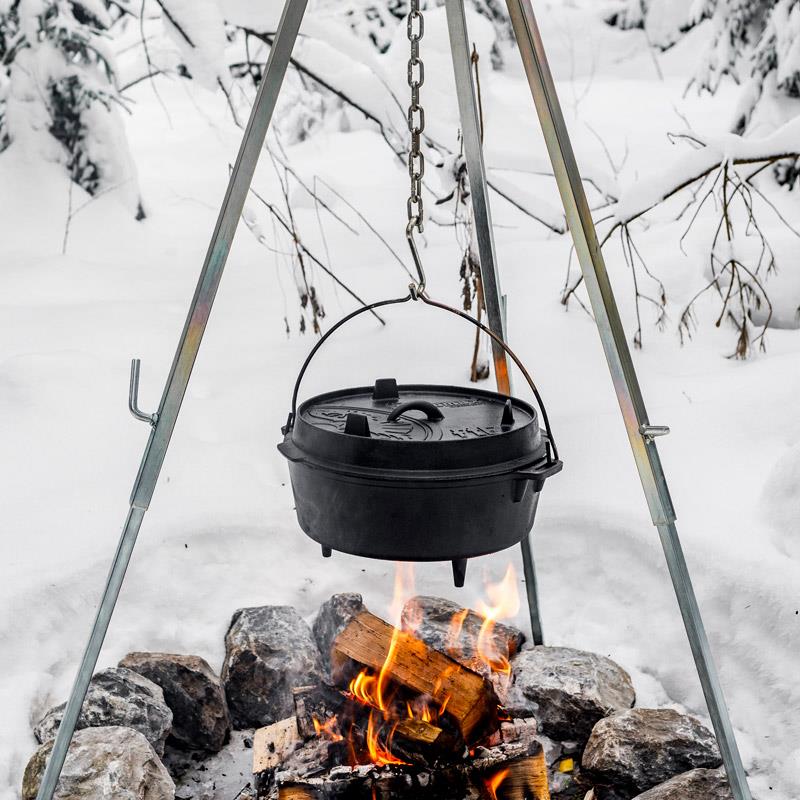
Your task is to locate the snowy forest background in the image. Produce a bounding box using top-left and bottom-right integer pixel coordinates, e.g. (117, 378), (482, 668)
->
(2, 1), (800, 799)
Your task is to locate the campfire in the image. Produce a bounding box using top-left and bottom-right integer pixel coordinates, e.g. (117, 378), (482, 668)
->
(252, 565), (550, 800)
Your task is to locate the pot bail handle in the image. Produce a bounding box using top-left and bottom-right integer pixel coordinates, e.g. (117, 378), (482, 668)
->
(284, 294), (413, 434)
(386, 400), (444, 423)
(283, 290), (559, 465)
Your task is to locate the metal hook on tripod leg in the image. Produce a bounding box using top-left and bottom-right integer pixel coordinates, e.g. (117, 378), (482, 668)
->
(406, 218), (426, 299)
(128, 359), (158, 427)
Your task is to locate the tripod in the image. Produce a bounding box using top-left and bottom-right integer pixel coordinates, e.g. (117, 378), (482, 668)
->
(35, 2), (753, 799)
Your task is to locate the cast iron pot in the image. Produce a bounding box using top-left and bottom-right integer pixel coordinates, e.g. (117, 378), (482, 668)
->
(278, 377), (562, 586)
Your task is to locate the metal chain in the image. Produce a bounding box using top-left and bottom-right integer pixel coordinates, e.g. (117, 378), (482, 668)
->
(406, 0), (425, 233)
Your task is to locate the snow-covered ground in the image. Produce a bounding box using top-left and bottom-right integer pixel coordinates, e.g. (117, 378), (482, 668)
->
(1, 4), (799, 799)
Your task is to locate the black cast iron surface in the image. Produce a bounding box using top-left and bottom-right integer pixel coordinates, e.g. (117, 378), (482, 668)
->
(278, 380), (562, 579)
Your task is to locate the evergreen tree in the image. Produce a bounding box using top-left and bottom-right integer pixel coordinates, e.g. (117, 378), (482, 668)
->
(0, 0), (141, 213)
(608, 0), (800, 183)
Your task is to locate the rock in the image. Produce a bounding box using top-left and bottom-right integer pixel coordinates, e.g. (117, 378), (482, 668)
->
(401, 595), (526, 678)
(632, 768), (732, 800)
(222, 606), (324, 729)
(312, 593), (366, 670)
(22, 725), (175, 800)
(166, 730), (256, 800)
(34, 667), (173, 756)
(505, 647), (635, 744)
(582, 708), (722, 798)
(120, 652), (231, 753)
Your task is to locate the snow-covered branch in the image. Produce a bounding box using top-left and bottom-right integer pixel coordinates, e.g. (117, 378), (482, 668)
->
(607, 118), (800, 234)
(562, 119), (800, 356)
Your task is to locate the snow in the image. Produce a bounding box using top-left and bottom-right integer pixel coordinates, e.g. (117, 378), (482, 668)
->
(1, 3), (799, 800)
(159, 0), (230, 92)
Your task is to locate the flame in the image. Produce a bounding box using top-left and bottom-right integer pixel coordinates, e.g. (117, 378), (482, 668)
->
(365, 709), (408, 766)
(374, 563), (417, 713)
(312, 715), (343, 742)
(485, 767), (510, 800)
(446, 607), (470, 657)
(476, 564), (520, 676)
(343, 563), (462, 766)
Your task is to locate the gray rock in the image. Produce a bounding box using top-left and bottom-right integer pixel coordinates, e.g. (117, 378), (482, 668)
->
(582, 708), (722, 798)
(632, 768), (732, 800)
(312, 593), (366, 670)
(120, 652), (231, 752)
(22, 725), (175, 800)
(34, 667), (173, 756)
(401, 595), (526, 678)
(505, 647), (635, 744)
(168, 730), (256, 800)
(222, 606), (324, 729)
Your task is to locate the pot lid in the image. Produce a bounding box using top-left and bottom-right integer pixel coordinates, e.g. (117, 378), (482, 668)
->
(283, 379), (548, 474)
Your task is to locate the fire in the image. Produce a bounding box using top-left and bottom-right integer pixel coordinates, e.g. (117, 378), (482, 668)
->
(312, 715), (343, 742)
(319, 561), (522, 768)
(476, 564), (520, 676)
(365, 709), (408, 766)
(485, 767), (510, 800)
(446, 607), (470, 658)
(343, 563), (458, 766)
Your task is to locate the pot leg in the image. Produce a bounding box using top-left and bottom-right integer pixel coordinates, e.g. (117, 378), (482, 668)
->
(452, 558), (468, 588)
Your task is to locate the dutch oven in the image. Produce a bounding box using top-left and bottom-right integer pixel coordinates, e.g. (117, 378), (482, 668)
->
(278, 374), (562, 586)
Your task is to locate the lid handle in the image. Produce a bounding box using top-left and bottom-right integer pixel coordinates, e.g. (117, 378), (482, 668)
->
(386, 400), (444, 423)
(344, 413), (371, 437)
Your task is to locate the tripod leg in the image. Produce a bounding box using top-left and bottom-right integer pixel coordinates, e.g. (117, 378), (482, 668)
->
(520, 530), (544, 644)
(444, 0), (510, 396)
(34, 2), (309, 798)
(503, 1), (752, 798)
(444, 0), (546, 645)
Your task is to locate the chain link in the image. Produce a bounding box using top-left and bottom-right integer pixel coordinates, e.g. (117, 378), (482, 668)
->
(406, 0), (425, 233)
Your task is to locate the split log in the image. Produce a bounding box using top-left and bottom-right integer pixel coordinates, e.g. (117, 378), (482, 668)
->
(254, 717), (305, 799)
(292, 683), (350, 741)
(476, 748), (550, 800)
(484, 718), (538, 749)
(254, 718), (302, 774)
(278, 786), (321, 800)
(394, 718), (443, 748)
(331, 611), (500, 745)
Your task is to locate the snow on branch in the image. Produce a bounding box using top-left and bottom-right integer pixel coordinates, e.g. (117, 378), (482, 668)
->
(562, 119), (800, 357)
(608, 117), (800, 231)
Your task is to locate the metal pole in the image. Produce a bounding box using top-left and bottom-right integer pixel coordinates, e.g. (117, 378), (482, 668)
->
(444, 0), (545, 645)
(34, 2), (309, 797)
(503, 1), (752, 797)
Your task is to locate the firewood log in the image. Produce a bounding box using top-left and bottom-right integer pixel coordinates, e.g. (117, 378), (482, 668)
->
(331, 611), (500, 745)
(253, 717), (302, 774)
(272, 739), (549, 799)
(278, 785), (321, 800)
(292, 683), (351, 741)
(475, 740), (550, 800)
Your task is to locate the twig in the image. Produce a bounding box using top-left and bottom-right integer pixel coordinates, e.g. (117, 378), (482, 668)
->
(313, 177), (415, 281)
(244, 179), (385, 326)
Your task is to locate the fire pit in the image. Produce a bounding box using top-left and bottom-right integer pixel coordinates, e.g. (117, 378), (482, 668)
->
(252, 591), (551, 800)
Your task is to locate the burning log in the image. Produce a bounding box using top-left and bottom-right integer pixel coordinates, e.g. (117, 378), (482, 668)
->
(261, 739), (549, 799)
(475, 743), (550, 800)
(331, 611), (501, 746)
(292, 683), (350, 741)
(277, 786), (319, 800)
